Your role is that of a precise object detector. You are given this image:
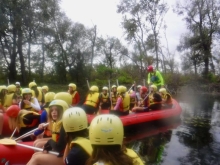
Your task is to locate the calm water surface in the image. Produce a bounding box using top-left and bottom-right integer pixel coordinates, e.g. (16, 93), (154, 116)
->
(125, 93), (220, 165)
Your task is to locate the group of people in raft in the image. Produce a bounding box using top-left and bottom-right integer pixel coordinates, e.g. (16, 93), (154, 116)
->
(0, 65), (173, 165)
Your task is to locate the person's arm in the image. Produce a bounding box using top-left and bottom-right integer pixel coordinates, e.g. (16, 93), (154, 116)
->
(30, 98), (41, 111)
(113, 97), (122, 110)
(156, 71), (164, 86)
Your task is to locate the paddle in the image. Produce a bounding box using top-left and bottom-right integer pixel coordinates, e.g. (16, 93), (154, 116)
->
(15, 123), (49, 141)
(0, 138), (59, 156)
(10, 127), (17, 139)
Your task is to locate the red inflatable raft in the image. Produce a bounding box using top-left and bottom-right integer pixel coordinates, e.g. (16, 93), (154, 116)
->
(87, 99), (182, 126)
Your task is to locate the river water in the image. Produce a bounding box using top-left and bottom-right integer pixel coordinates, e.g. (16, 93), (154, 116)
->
(125, 93), (220, 165)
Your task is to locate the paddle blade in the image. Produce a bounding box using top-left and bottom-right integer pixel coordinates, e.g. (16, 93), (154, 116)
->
(0, 138), (16, 145)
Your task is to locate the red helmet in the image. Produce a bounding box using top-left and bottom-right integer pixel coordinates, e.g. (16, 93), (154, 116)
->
(6, 105), (20, 118)
(141, 86), (148, 93)
(147, 65), (153, 72)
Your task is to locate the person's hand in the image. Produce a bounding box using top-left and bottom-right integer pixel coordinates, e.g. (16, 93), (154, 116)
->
(23, 100), (31, 105)
(132, 107), (137, 112)
(38, 123), (46, 130)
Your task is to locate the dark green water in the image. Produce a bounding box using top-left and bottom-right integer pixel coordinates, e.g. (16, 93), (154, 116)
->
(125, 93), (220, 165)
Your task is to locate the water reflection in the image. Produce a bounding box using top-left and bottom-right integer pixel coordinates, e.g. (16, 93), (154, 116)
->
(125, 93), (220, 165)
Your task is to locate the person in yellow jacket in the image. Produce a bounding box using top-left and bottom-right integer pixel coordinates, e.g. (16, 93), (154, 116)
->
(82, 85), (101, 114)
(19, 88), (41, 112)
(87, 114), (144, 165)
(62, 107), (92, 165)
(147, 65), (164, 89)
(6, 105), (40, 141)
(110, 85), (135, 116)
(42, 85), (49, 95)
(3, 84), (19, 109)
(159, 88), (173, 109)
(111, 85), (118, 107)
(27, 99), (69, 165)
(29, 82), (45, 106)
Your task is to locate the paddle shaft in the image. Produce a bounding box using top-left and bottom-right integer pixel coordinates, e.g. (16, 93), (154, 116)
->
(16, 143), (59, 156)
(15, 123), (49, 141)
(10, 128), (17, 139)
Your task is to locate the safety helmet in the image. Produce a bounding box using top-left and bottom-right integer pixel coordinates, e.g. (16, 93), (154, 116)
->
(159, 88), (167, 95)
(68, 83), (76, 90)
(15, 82), (20, 85)
(22, 88), (32, 95)
(117, 85), (126, 94)
(89, 114), (124, 146)
(141, 86), (148, 93)
(6, 105), (20, 118)
(54, 92), (72, 106)
(0, 85), (7, 92)
(111, 85), (117, 89)
(62, 107), (88, 133)
(150, 84), (157, 92)
(45, 92), (56, 103)
(49, 99), (69, 112)
(7, 85), (16, 93)
(29, 82), (37, 89)
(42, 85), (49, 92)
(90, 85), (99, 92)
(147, 65), (154, 72)
(137, 85), (142, 89)
(102, 86), (108, 91)
(37, 87), (42, 91)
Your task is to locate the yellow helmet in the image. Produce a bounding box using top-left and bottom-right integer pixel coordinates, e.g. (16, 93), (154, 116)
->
(45, 92), (56, 103)
(62, 107), (88, 133)
(102, 86), (108, 91)
(111, 85), (117, 89)
(29, 82), (37, 88)
(22, 88), (32, 94)
(42, 85), (49, 91)
(68, 83), (76, 90)
(37, 86), (42, 91)
(159, 88), (167, 95)
(54, 92), (72, 106)
(89, 114), (124, 146)
(90, 85), (99, 92)
(49, 99), (69, 112)
(0, 85), (7, 92)
(117, 85), (126, 94)
(150, 84), (157, 92)
(7, 85), (16, 93)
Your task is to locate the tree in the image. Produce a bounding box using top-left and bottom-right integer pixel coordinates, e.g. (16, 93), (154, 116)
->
(175, 0), (220, 78)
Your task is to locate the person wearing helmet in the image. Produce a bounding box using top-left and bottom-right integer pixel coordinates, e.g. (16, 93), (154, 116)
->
(19, 88), (41, 112)
(15, 81), (22, 96)
(136, 85), (142, 101)
(82, 85), (101, 114)
(159, 88), (173, 109)
(68, 83), (80, 106)
(42, 85), (49, 95)
(100, 86), (111, 110)
(3, 84), (19, 109)
(27, 99), (69, 165)
(110, 85), (136, 116)
(0, 85), (7, 137)
(147, 65), (164, 89)
(62, 107), (93, 165)
(132, 86), (149, 112)
(33, 92), (56, 142)
(111, 85), (118, 107)
(29, 82), (45, 106)
(87, 114), (144, 165)
(6, 105), (40, 141)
